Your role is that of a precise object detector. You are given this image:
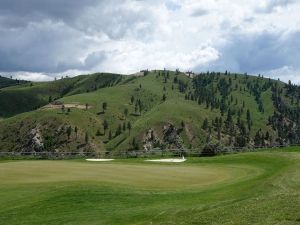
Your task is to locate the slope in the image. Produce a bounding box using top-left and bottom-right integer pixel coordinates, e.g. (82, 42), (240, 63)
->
(0, 70), (299, 153)
(0, 73), (122, 117)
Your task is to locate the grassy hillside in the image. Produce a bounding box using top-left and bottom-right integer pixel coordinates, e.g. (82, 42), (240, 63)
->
(0, 148), (299, 224)
(0, 70), (299, 153)
(0, 73), (122, 117)
(0, 76), (28, 89)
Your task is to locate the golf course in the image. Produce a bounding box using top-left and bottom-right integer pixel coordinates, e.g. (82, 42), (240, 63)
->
(0, 147), (299, 225)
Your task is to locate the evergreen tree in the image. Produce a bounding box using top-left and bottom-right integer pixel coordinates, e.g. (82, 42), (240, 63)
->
(132, 137), (139, 150)
(103, 120), (108, 135)
(66, 126), (72, 140)
(135, 101), (138, 114)
(96, 129), (101, 136)
(127, 122), (132, 135)
(75, 126), (78, 139)
(181, 120), (185, 128)
(254, 130), (261, 146)
(124, 108), (128, 118)
(202, 118), (209, 130)
(131, 96), (134, 104)
(85, 132), (89, 144)
(246, 109), (251, 130)
(102, 102), (107, 113)
(115, 124), (122, 136)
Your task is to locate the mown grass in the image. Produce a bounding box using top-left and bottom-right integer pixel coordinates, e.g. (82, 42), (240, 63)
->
(0, 148), (299, 225)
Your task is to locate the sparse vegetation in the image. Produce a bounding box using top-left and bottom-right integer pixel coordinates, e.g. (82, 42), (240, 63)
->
(0, 70), (299, 153)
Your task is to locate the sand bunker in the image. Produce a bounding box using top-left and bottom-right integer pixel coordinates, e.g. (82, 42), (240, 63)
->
(86, 159), (115, 162)
(145, 157), (186, 163)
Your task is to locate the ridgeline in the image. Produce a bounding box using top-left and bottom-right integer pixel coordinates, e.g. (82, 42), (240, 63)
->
(0, 70), (299, 154)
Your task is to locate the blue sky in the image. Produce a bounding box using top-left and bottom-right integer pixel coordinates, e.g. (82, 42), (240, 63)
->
(0, 0), (299, 83)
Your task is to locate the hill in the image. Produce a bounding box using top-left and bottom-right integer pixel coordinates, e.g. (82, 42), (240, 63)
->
(0, 76), (28, 89)
(0, 70), (299, 154)
(0, 73), (122, 117)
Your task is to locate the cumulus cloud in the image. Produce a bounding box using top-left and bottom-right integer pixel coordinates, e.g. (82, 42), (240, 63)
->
(190, 8), (209, 17)
(199, 30), (300, 73)
(256, 0), (296, 13)
(0, 0), (299, 83)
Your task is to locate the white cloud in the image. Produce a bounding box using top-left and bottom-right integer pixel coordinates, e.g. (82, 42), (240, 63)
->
(0, 0), (299, 83)
(7, 72), (54, 82)
(261, 66), (300, 84)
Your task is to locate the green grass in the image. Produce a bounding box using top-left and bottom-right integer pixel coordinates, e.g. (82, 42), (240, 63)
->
(0, 70), (295, 152)
(0, 76), (28, 89)
(0, 148), (299, 224)
(0, 73), (121, 117)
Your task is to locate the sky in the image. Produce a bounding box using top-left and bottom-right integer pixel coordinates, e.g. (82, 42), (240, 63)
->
(0, 0), (300, 83)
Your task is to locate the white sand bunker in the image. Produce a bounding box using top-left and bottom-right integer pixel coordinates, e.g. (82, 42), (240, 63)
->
(145, 156), (186, 163)
(86, 159), (115, 162)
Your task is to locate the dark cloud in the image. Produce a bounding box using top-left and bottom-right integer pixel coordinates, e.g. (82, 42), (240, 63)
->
(0, 0), (299, 83)
(190, 8), (208, 17)
(0, 21), (100, 73)
(0, 0), (155, 73)
(197, 31), (300, 76)
(0, 0), (100, 27)
(0, 0), (154, 39)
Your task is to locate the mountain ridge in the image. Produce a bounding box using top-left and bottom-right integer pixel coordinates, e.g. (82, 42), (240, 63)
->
(0, 70), (299, 154)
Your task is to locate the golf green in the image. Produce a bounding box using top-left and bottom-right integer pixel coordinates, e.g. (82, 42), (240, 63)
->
(0, 150), (299, 224)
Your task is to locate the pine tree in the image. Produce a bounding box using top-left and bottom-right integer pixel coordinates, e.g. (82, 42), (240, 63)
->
(127, 122), (132, 135)
(103, 120), (108, 135)
(66, 126), (72, 140)
(246, 109), (251, 130)
(96, 129), (101, 136)
(102, 102), (107, 113)
(75, 126), (78, 139)
(202, 118), (209, 130)
(124, 108), (128, 118)
(85, 132), (89, 144)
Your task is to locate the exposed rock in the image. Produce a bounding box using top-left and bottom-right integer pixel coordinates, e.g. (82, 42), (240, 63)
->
(143, 128), (161, 151)
(28, 125), (44, 151)
(143, 124), (183, 151)
(163, 124), (183, 149)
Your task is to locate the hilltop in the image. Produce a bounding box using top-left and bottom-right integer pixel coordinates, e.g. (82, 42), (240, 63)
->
(0, 70), (299, 154)
(0, 76), (28, 89)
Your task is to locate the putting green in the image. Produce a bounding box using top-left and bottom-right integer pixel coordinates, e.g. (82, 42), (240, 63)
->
(0, 160), (259, 190)
(0, 150), (299, 225)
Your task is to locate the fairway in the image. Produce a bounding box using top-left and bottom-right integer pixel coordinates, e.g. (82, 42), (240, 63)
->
(0, 160), (258, 190)
(0, 149), (300, 225)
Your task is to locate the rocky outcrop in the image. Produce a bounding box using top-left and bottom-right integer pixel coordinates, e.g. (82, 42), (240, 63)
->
(143, 129), (162, 151)
(143, 124), (183, 150)
(163, 124), (183, 149)
(28, 125), (44, 151)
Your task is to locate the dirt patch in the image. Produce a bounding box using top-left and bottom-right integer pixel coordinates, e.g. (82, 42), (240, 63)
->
(43, 103), (92, 110)
(185, 124), (195, 142)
